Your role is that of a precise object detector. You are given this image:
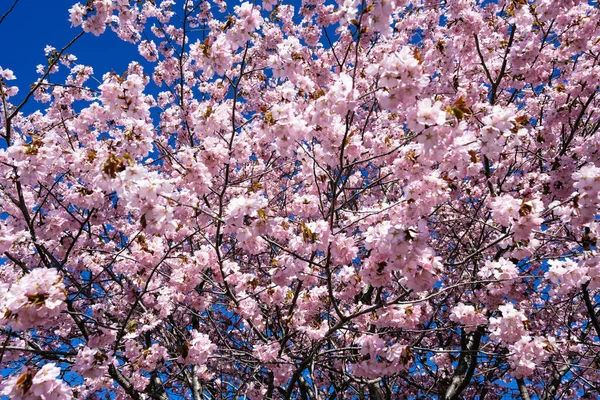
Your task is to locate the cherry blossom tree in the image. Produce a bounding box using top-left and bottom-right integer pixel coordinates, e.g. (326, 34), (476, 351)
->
(1, 0), (600, 398)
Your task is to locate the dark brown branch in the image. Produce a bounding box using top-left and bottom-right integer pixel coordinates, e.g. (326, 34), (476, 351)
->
(109, 365), (142, 400)
(582, 282), (600, 339)
(443, 328), (483, 400)
(0, 0), (19, 25)
(517, 378), (531, 400)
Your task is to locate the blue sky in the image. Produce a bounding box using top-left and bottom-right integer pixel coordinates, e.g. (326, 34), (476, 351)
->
(0, 0), (140, 109)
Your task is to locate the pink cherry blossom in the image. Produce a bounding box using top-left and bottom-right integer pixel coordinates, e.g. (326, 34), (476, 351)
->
(416, 98), (446, 127)
(450, 303), (488, 332)
(1, 0), (600, 398)
(1, 364), (72, 400)
(489, 303), (529, 344)
(0, 269), (66, 330)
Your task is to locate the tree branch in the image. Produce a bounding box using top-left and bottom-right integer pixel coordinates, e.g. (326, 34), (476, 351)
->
(0, 0), (19, 25)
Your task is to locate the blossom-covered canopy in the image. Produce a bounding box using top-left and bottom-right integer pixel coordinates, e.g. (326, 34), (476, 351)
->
(1, 0), (599, 398)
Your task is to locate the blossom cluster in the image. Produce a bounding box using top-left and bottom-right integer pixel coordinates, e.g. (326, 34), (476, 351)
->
(1, 364), (72, 400)
(0, 269), (66, 331)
